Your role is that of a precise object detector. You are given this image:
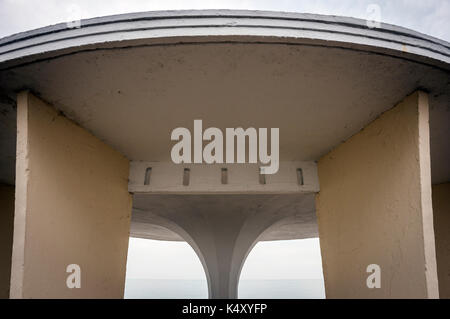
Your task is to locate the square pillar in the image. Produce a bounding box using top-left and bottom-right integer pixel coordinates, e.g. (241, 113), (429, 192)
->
(316, 91), (439, 298)
(10, 91), (132, 298)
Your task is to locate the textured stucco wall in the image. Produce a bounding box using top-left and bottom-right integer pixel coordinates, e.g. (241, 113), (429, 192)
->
(0, 185), (14, 298)
(433, 183), (450, 298)
(10, 91), (132, 298)
(316, 91), (438, 298)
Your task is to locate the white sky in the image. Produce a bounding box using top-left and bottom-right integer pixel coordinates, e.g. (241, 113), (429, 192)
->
(240, 238), (324, 280)
(126, 238), (206, 280)
(0, 0), (449, 41)
(125, 237), (324, 280)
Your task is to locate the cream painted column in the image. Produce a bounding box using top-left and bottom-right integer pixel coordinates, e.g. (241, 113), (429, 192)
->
(432, 183), (450, 298)
(316, 91), (439, 298)
(0, 184), (15, 299)
(10, 91), (132, 298)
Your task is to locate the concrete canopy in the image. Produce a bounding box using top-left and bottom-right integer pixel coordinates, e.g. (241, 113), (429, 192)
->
(0, 10), (449, 243)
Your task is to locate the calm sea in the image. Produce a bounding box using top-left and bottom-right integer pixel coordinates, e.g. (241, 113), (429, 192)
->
(124, 279), (325, 299)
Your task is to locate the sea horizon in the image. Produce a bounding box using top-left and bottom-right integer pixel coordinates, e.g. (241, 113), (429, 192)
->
(124, 278), (325, 299)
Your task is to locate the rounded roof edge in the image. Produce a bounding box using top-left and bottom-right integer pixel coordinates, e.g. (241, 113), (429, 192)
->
(0, 9), (449, 69)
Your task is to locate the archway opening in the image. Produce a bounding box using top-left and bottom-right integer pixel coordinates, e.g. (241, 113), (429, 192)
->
(238, 238), (325, 299)
(124, 237), (208, 298)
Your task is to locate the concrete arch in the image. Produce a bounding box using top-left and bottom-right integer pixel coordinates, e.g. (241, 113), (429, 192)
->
(131, 208), (212, 297)
(131, 193), (318, 299)
(235, 210), (320, 298)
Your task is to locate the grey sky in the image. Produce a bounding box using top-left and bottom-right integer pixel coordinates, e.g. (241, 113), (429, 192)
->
(125, 238), (324, 280)
(240, 238), (324, 280)
(0, 0), (449, 41)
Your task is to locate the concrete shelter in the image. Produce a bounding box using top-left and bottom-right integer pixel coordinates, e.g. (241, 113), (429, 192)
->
(0, 10), (449, 299)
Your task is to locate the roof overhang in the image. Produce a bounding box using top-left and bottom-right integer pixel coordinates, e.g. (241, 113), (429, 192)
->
(0, 10), (449, 186)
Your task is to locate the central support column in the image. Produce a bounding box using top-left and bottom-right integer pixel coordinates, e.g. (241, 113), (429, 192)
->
(129, 159), (320, 299)
(316, 91), (439, 298)
(11, 92), (132, 298)
(132, 193), (317, 299)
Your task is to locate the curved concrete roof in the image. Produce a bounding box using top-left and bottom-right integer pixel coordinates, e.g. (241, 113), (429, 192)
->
(0, 10), (449, 241)
(0, 10), (449, 68)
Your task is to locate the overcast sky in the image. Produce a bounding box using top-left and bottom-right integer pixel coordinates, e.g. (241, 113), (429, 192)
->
(125, 237), (324, 297)
(0, 0), (449, 41)
(126, 237), (324, 280)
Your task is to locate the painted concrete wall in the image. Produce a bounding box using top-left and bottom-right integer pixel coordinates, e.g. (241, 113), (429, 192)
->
(10, 91), (132, 298)
(316, 91), (439, 298)
(433, 183), (450, 298)
(0, 185), (14, 298)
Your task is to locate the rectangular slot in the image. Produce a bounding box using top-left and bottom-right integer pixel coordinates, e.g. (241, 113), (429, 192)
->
(144, 167), (152, 185)
(221, 168), (228, 184)
(183, 168), (190, 186)
(297, 168), (304, 185)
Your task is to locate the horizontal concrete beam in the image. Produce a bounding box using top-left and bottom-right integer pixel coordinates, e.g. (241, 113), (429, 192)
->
(128, 161), (319, 194)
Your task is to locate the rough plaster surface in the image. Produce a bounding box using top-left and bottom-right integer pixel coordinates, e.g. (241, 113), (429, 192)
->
(433, 183), (450, 298)
(316, 91), (439, 298)
(10, 92), (132, 298)
(0, 185), (14, 298)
